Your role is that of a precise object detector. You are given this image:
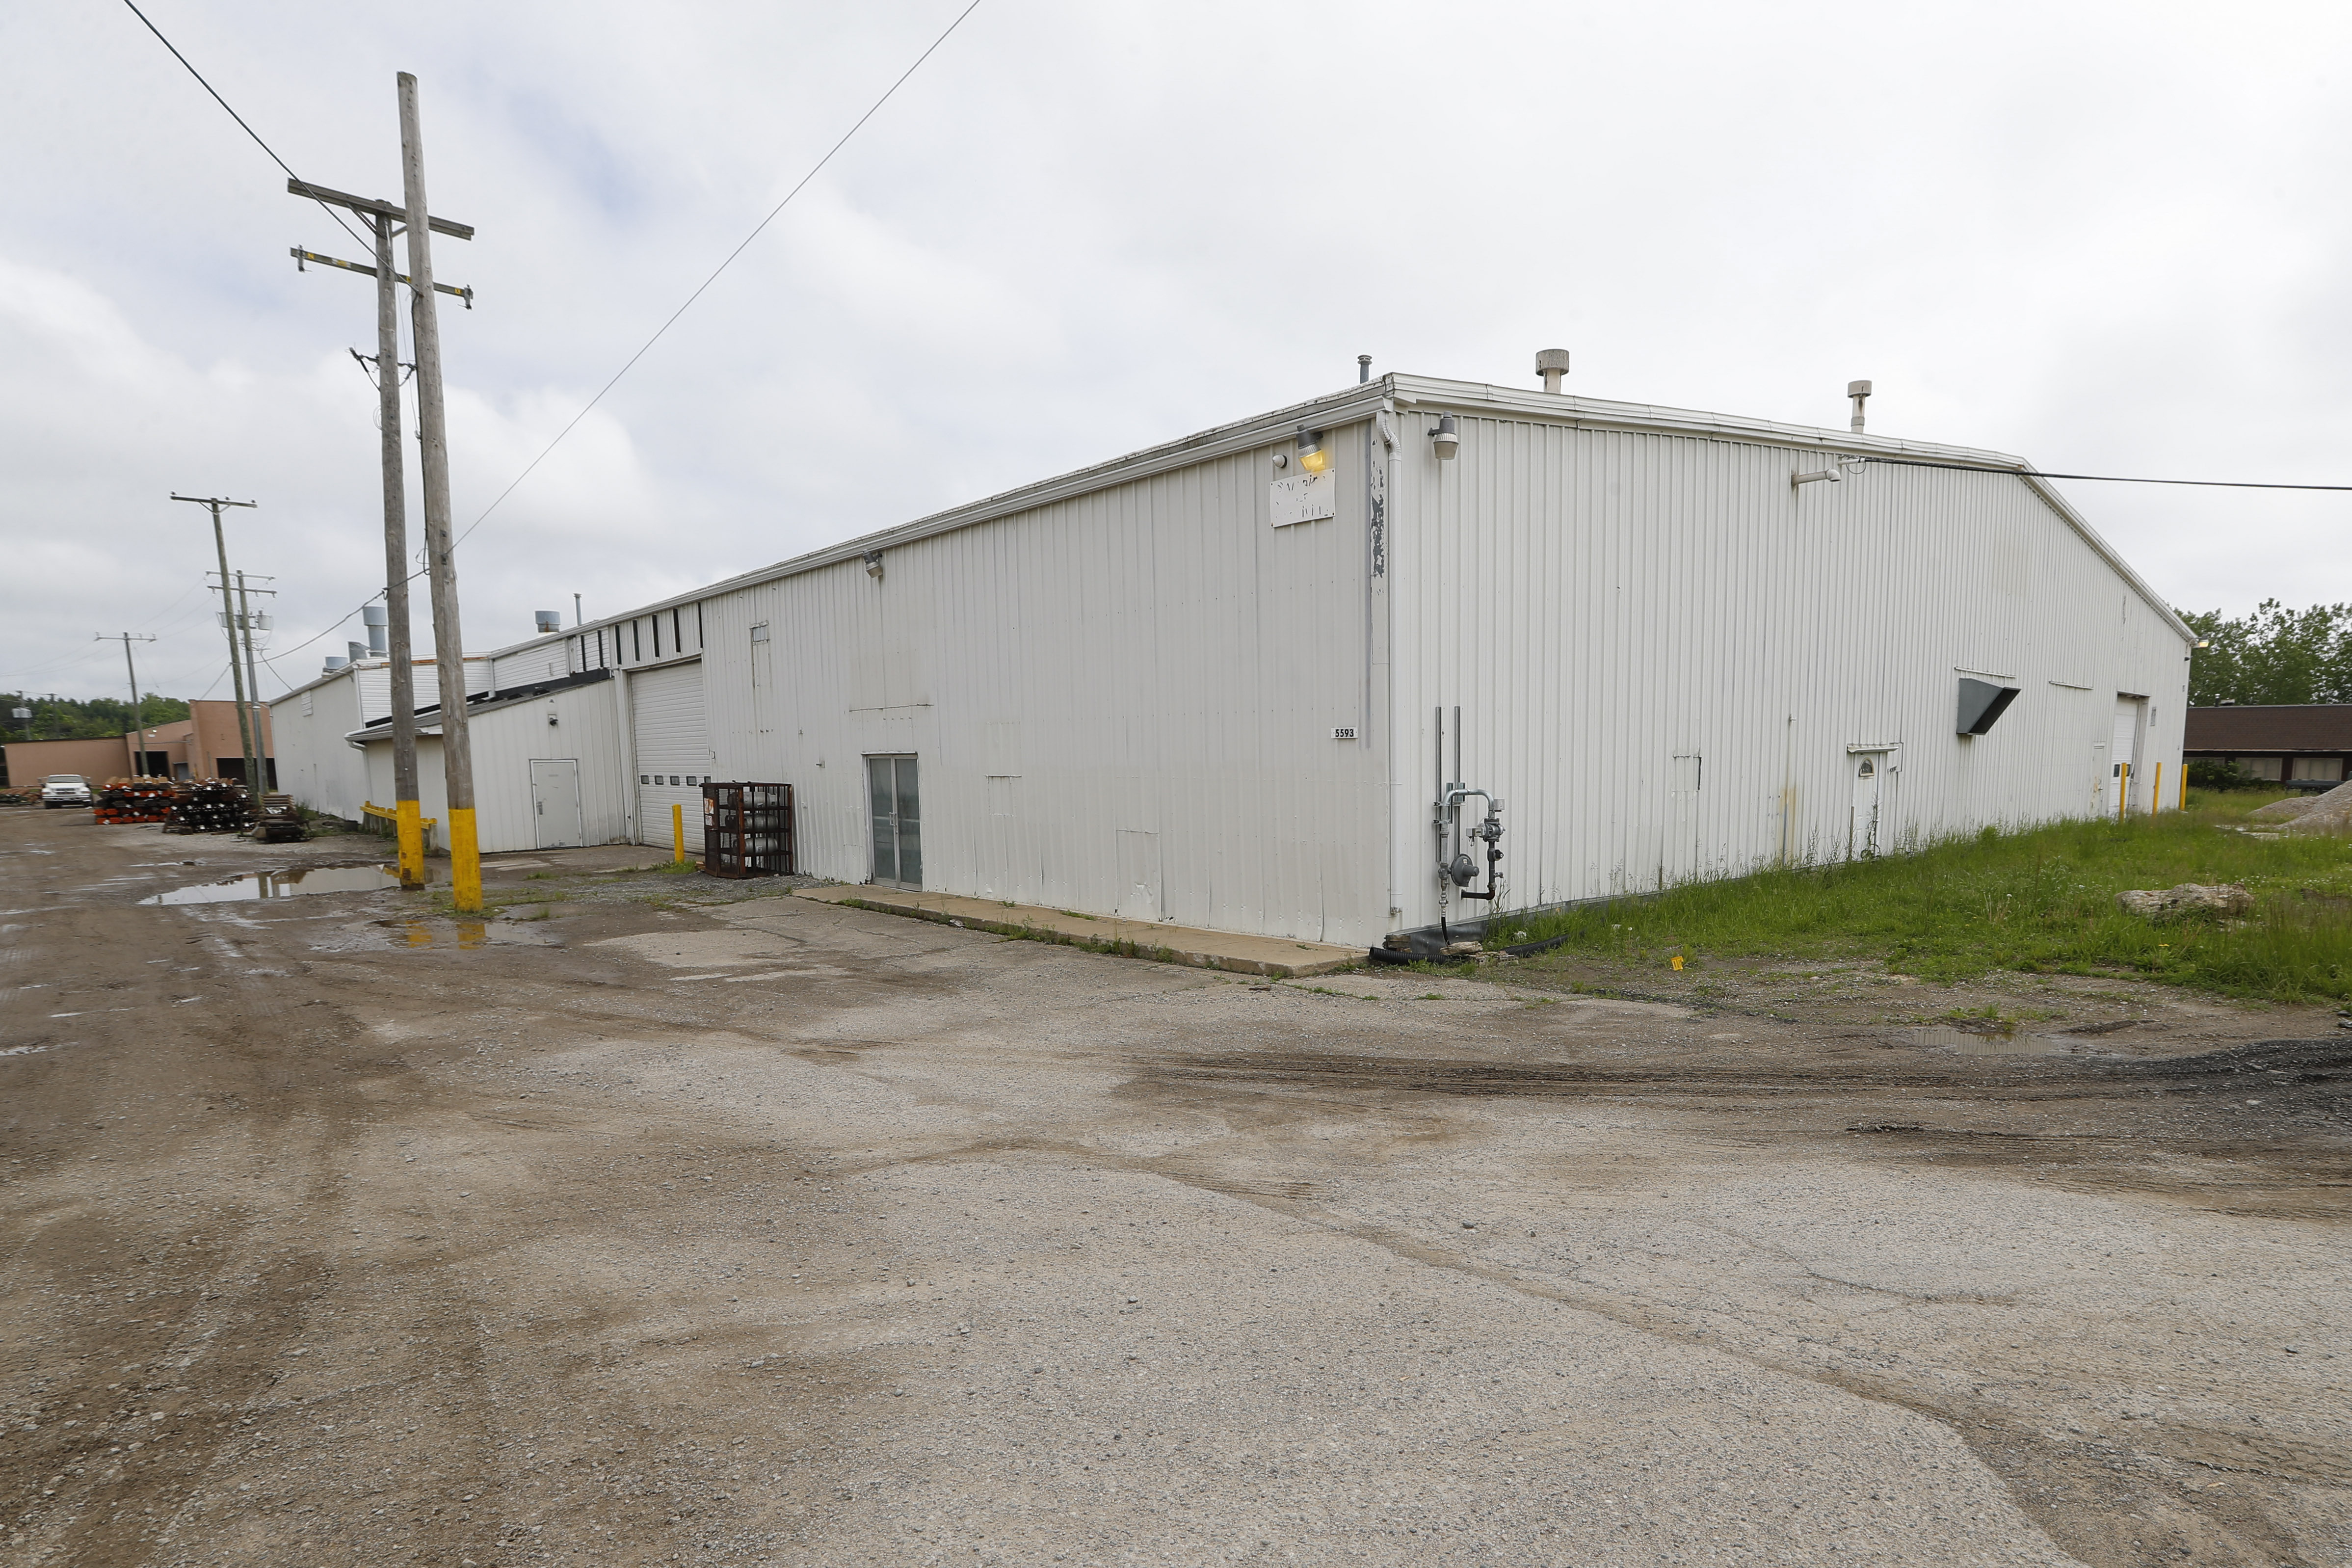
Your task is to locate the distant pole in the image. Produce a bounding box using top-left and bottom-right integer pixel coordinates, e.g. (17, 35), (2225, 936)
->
(370, 210), (427, 886)
(574, 592), (581, 628)
(96, 632), (159, 775)
(173, 494), (259, 788)
(399, 70), (482, 913)
(233, 572), (271, 794)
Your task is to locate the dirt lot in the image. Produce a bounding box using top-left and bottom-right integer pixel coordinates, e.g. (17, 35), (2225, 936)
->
(4, 809), (2350, 1568)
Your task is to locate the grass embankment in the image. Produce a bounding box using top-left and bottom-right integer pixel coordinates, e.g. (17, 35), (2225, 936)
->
(1504, 792), (2352, 1004)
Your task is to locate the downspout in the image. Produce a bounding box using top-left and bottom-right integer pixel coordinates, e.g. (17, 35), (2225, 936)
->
(1374, 399), (1401, 929)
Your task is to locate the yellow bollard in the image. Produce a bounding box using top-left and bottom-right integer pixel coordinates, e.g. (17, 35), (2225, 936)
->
(2118, 763), (2130, 823)
(449, 807), (482, 913)
(2179, 763), (2187, 811)
(672, 801), (687, 865)
(396, 797), (425, 888)
(2153, 762), (2163, 814)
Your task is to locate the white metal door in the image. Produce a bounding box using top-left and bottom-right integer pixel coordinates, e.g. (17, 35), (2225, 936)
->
(2110, 697), (2142, 814)
(1850, 752), (1886, 859)
(633, 661), (712, 848)
(530, 759), (583, 850)
(867, 756), (921, 887)
(1116, 829), (1162, 921)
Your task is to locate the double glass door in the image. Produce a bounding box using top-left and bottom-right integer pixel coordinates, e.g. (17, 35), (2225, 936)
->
(868, 755), (922, 887)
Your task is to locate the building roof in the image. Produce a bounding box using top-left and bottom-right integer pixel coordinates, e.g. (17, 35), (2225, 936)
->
(476, 372), (2193, 664)
(2184, 705), (2352, 754)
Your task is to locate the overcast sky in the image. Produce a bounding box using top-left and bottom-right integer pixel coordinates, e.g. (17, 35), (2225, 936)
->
(4, 0), (2347, 703)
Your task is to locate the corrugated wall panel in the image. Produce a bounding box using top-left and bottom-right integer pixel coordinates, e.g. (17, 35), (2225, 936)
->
(690, 428), (1388, 944)
(1387, 410), (2190, 931)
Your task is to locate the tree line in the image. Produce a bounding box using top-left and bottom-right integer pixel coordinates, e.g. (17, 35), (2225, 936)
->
(3, 692), (192, 743)
(2179, 601), (2352, 708)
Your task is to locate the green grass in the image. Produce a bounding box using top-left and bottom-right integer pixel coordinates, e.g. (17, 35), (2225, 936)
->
(1504, 792), (2352, 1003)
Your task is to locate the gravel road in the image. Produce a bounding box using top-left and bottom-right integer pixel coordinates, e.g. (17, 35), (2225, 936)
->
(3, 814), (2348, 1567)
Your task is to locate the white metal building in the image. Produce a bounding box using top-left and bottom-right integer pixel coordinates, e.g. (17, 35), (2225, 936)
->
(291, 369), (2193, 945)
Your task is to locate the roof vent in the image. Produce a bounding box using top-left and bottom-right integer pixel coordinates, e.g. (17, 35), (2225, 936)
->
(534, 610), (561, 634)
(1536, 348), (1571, 394)
(1848, 379), (1872, 433)
(361, 603), (389, 654)
(323, 656), (349, 673)
(346, 641), (369, 665)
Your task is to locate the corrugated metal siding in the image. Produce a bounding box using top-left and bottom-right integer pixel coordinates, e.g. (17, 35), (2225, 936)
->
(631, 661), (713, 848)
(354, 658), (490, 722)
(694, 429), (1388, 943)
(1386, 410), (2190, 930)
(465, 682), (632, 852)
(268, 669), (369, 821)
(356, 680), (629, 853)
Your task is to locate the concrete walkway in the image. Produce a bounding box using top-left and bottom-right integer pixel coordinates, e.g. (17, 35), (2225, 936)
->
(791, 883), (1361, 977)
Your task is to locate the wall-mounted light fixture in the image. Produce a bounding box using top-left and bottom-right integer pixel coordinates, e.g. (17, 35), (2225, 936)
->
(1430, 414), (1459, 461)
(862, 550), (884, 581)
(1295, 425), (1329, 475)
(1792, 463), (1843, 488)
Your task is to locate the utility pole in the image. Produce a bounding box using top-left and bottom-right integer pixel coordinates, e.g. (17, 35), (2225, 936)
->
(233, 573), (276, 793)
(398, 72), (482, 913)
(172, 494), (259, 793)
(286, 129), (474, 893)
(95, 633), (159, 775)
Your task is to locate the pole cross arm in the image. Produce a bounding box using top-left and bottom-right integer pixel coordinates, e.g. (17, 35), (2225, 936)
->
(287, 179), (472, 240)
(292, 247), (474, 308)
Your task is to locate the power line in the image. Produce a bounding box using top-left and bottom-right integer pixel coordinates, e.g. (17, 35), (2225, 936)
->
(1863, 456), (2352, 492)
(451, 0), (985, 548)
(119, 0), (371, 253)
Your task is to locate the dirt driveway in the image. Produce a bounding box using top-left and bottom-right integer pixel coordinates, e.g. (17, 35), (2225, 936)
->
(3, 811), (2349, 1568)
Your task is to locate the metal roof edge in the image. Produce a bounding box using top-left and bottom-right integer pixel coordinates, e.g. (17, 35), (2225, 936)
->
(474, 371), (2190, 658)
(1387, 376), (2192, 644)
(476, 380), (1396, 662)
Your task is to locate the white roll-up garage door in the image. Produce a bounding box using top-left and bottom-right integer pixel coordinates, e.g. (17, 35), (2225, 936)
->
(632, 661), (712, 848)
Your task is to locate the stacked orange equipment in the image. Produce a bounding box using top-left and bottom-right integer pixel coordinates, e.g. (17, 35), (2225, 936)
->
(94, 776), (176, 825)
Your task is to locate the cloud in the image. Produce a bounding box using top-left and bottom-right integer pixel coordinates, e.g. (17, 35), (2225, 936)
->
(4, 0), (2351, 701)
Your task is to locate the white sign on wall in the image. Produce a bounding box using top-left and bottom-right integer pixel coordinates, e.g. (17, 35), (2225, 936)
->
(1269, 471), (1337, 528)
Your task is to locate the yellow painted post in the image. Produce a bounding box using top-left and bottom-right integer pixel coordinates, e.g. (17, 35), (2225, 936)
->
(2179, 763), (2188, 811)
(2118, 763), (2130, 822)
(449, 808), (481, 912)
(396, 797), (425, 886)
(672, 801), (686, 864)
(2153, 762), (2163, 814)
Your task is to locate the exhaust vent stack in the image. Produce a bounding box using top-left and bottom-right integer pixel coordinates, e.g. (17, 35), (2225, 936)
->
(534, 610), (562, 634)
(1848, 379), (1872, 433)
(362, 604), (389, 654)
(1536, 348), (1571, 394)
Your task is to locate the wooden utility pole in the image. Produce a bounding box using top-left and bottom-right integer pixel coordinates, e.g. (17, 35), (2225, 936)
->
(397, 71), (482, 913)
(287, 150), (473, 890)
(370, 211), (424, 885)
(95, 632), (158, 775)
(172, 494), (259, 793)
(232, 572), (274, 793)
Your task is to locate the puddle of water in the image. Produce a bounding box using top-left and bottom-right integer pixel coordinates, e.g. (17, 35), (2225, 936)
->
(311, 918), (555, 953)
(139, 865), (420, 906)
(1898, 1025), (2074, 1056)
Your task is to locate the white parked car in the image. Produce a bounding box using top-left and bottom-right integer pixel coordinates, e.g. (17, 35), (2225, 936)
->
(41, 774), (92, 808)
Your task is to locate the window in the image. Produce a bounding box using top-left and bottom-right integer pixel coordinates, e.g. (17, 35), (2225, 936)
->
(2291, 756), (2345, 783)
(639, 773), (650, 784)
(2233, 756), (2284, 781)
(632, 620), (642, 663)
(652, 615), (662, 660)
